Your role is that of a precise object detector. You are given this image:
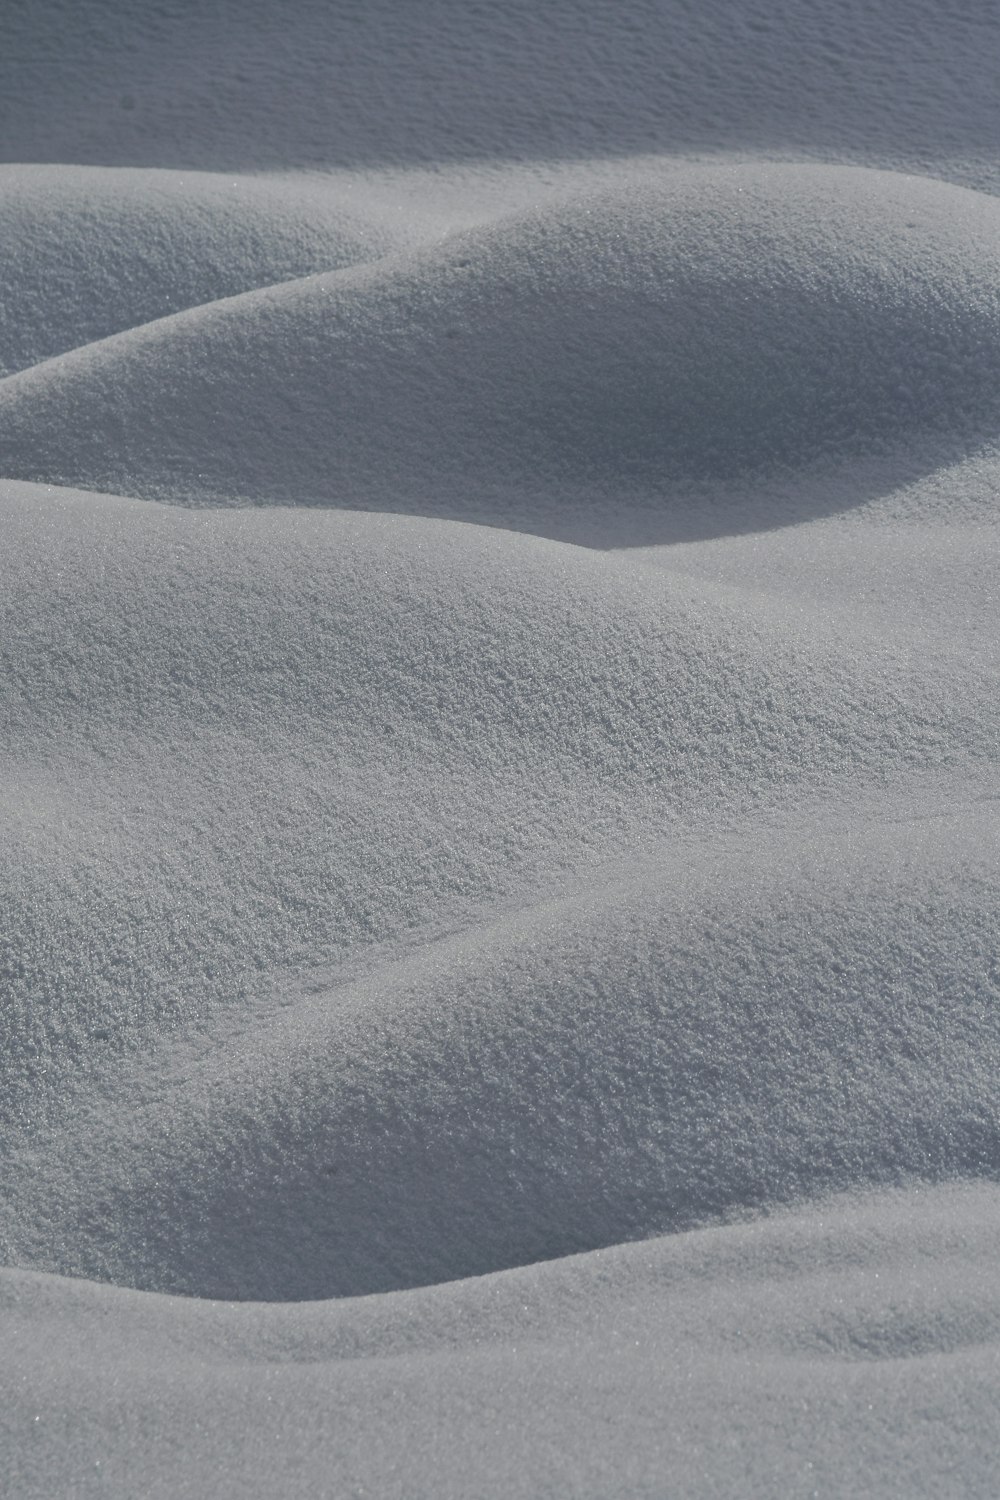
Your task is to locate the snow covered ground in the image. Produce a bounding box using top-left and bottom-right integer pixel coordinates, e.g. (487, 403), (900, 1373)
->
(2, 2), (999, 1495)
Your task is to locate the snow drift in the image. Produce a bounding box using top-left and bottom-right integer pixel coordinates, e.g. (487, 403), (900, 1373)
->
(4, 165), (1000, 541)
(3, 1), (1000, 1495)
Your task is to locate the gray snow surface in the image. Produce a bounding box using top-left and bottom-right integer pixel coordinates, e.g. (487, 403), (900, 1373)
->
(2, 2), (999, 1496)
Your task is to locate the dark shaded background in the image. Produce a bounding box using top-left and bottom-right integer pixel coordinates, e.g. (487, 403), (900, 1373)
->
(4, 0), (1000, 181)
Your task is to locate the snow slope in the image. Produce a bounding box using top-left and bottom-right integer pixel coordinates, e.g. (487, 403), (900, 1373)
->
(2, 1), (999, 1495)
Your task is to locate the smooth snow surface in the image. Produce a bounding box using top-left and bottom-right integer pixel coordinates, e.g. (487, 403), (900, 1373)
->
(2, 2), (999, 1496)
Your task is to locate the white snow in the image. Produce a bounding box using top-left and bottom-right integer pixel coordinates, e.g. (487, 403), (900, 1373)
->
(2, 1), (999, 1496)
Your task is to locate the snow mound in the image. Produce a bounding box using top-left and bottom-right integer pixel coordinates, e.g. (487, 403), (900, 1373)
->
(4, 0), (1000, 1493)
(2, 481), (998, 1299)
(3, 481), (994, 1132)
(5, 817), (999, 1302)
(5, 1183), (1000, 1497)
(0, 164), (409, 377)
(4, 165), (1000, 541)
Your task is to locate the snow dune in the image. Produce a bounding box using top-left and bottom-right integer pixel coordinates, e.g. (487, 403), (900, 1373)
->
(5, 789), (998, 1302)
(2, 1), (1000, 1495)
(6, 1184), (1000, 1499)
(3, 487), (993, 1132)
(5, 164), (1000, 543)
(0, 165), (415, 379)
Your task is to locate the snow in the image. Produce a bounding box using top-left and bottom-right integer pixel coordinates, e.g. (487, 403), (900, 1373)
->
(0, 165), (412, 379)
(6, 163), (1000, 544)
(2, 1), (999, 1495)
(6, 1185), (1000, 1497)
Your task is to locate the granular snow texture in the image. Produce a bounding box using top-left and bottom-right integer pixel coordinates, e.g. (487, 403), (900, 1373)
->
(2, 2), (999, 1497)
